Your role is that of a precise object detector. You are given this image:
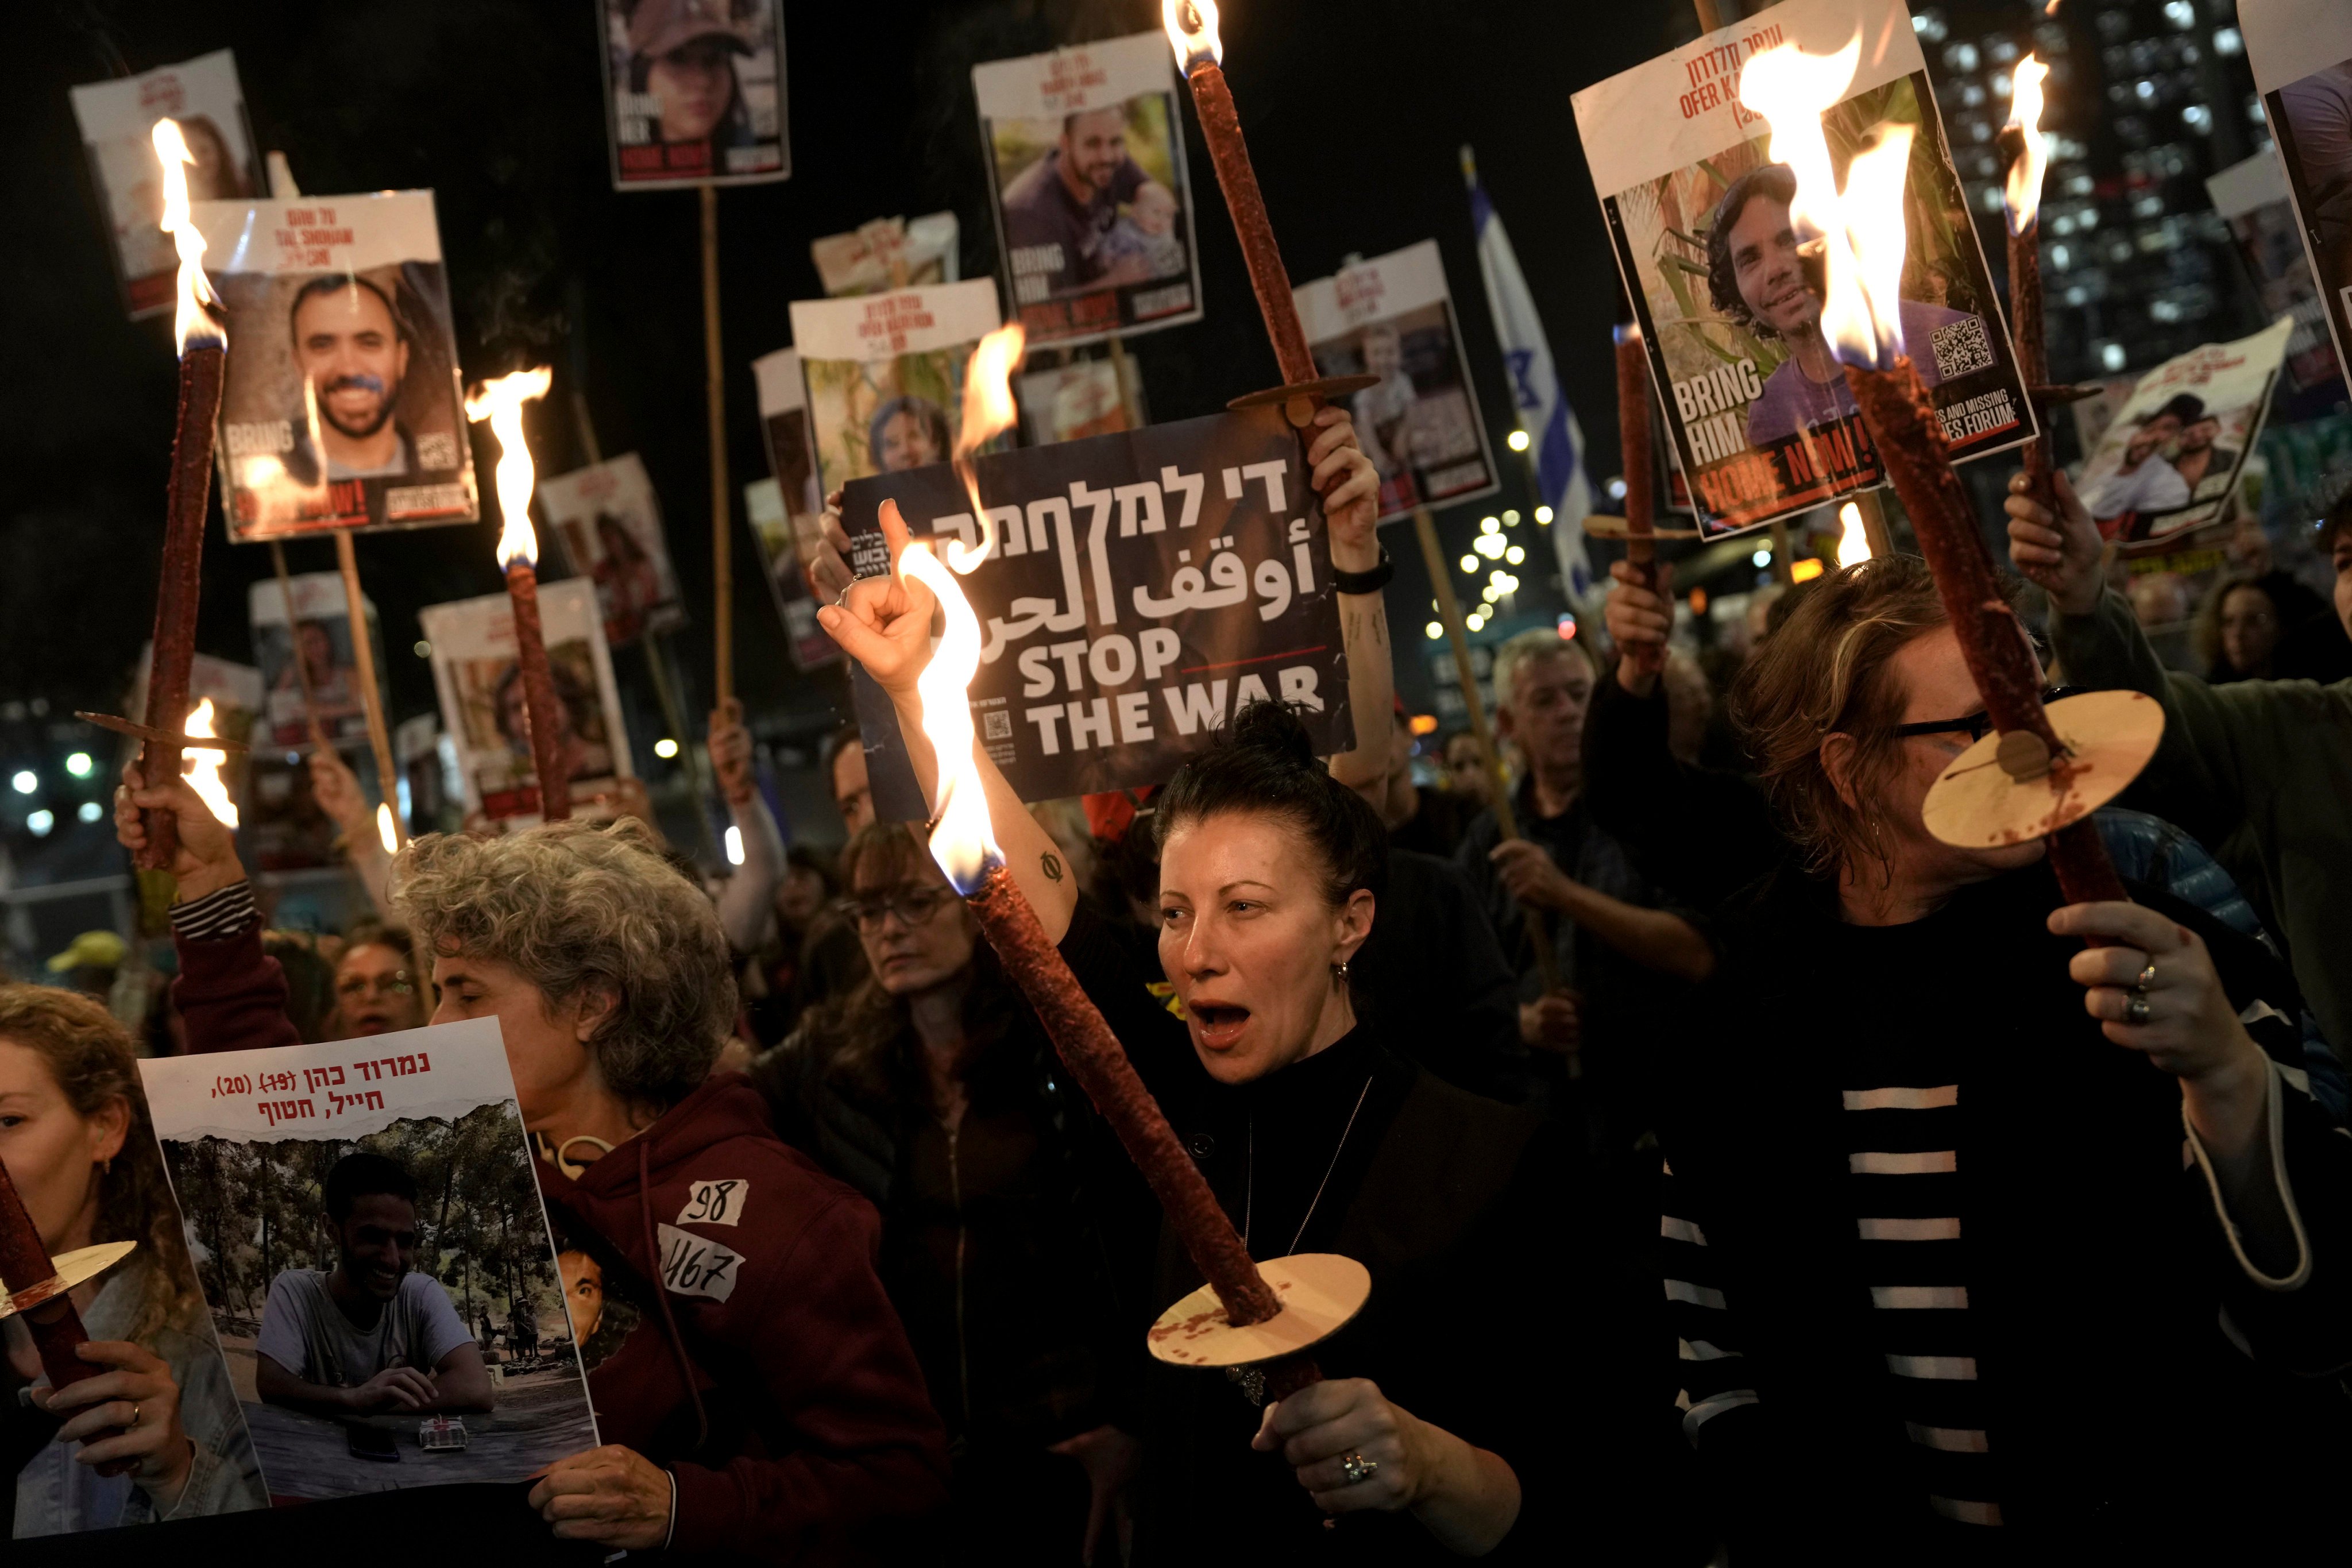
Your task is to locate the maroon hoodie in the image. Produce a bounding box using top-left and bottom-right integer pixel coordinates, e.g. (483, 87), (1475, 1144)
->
(172, 902), (951, 1560)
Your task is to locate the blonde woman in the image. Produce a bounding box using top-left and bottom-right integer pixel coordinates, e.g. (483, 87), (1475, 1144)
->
(1, 986), (267, 1535)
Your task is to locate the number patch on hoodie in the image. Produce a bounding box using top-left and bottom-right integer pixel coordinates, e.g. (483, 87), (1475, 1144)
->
(678, 1179), (748, 1227)
(657, 1222), (743, 1303)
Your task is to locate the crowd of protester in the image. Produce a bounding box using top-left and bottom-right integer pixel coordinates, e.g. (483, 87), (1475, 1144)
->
(5, 422), (2347, 1563)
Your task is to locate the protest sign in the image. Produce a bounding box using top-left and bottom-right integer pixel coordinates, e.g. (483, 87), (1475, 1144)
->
(69, 49), (260, 321)
(840, 407), (1351, 809)
(746, 478), (840, 672)
(417, 579), (634, 826)
(536, 454), (685, 648)
(1294, 240), (1500, 523)
(2209, 150), (2345, 403)
(789, 281), (1004, 499)
(247, 570), (381, 750)
(596, 0), (789, 188)
(1570, 0), (2034, 538)
(190, 190), (478, 539)
(750, 347), (843, 671)
(811, 211), (960, 296)
(140, 1018), (599, 1500)
(1019, 358), (1142, 445)
(2072, 316), (2293, 551)
(2243, 0), (2352, 397)
(974, 32), (1203, 347)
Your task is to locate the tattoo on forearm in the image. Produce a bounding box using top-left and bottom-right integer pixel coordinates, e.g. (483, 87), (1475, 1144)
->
(1041, 851), (1064, 883)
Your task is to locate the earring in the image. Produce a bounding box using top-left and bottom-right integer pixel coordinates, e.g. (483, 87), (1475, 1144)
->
(1331, 960), (1351, 982)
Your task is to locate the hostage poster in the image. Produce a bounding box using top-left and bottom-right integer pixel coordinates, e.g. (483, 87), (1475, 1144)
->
(840, 407), (1351, 809)
(2207, 150), (2344, 404)
(789, 281), (1005, 498)
(190, 190), (479, 539)
(2245, 0), (2352, 391)
(247, 569), (381, 751)
(139, 1018), (600, 1501)
(1570, 0), (2034, 537)
(416, 578), (634, 827)
(597, 0), (789, 189)
(811, 211), (960, 296)
(68, 49), (260, 321)
(535, 454), (686, 648)
(1293, 240), (1500, 523)
(750, 348), (843, 671)
(974, 32), (1204, 348)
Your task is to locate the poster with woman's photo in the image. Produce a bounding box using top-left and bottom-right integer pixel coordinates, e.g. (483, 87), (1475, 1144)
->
(416, 580), (634, 826)
(2, 994), (268, 1537)
(190, 190), (478, 539)
(2245, 0), (2352, 389)
(68, 49), (260, 322)
(2208, 150), (2345, 402)
(810, 212), (959, 296)
(597, 0), (789, 188)
(788, 279), (1004, 499)
(2072, 316), (2292, 551)
(1294, 240), (1500, 523)
(247, 570), (381, 750)
(138, 1018), (599, 1502)
(535, 455), (685, 649)
(974, 31), (1203, 347)
(1570, 0), (2034, 538)
(749, 349), (841, 671)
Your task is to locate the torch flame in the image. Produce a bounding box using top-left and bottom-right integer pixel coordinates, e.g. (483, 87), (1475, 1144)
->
(1737, 38), (1913, 371)
(898, 538), (1003, 894)
(1835, 500), (1873, 566)
(1162, 0), (1222, 74)
(2004, 53), (2051, 235)
(184, 698), (238, 828)
(376, 802), (399, 853)
(464, 368), (553, 569)
(947, 323), (1027, 573)
(151, 118), (223, 356)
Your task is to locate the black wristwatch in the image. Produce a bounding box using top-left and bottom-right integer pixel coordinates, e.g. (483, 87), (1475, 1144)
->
(1330, 544), (1393, 596)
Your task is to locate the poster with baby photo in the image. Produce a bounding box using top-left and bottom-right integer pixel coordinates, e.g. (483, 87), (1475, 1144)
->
(416, 579), (635, 827)
(68, 49), (260, 322)
(597, 0), (789, 189)
(1569, 0), (2034, 539)
(787, 280), (1005, 499)
(974, 31), (1204, 348)
(139, 1018), (600, 1503)
(535, 455), (686, 650)
(188, 190), (479, 539)
(1294, 240), (1500, 523)
(2071, 315), (2293, 552)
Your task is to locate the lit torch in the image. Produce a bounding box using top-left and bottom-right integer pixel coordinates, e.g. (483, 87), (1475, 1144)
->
(945, 324), (1026, 571)
(1738, 42), (2146, 909)
(130, 117), (229, 872)
(2002, 54), (2054, 503)
(465, 369), (570, 822)
(1834, 500), (1873, 567)
(183, 699), (238, 829)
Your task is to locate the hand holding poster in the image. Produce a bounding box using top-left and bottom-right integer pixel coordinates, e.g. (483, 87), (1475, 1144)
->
(2244, 0), (2352, 389)
(789, 281), (1005, 499)
(418, 578), (634, 827)
(535, 454), (686, 648)
(1569, 0), (2034, 537)
(190, 191), (478, 539)
(68, 50), (259, 321)
(138, 1018), (599, 1500)
(974, 32), (1204, 347)
(840, 409), (1349, 809)
(1293, 240), (1500, 523)
(597, 0), (790, 188)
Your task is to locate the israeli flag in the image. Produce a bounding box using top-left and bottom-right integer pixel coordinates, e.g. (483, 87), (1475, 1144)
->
(1464, 146), (1595, 601)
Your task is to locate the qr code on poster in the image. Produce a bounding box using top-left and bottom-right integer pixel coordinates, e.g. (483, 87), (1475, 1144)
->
(1930, 316), (1996, 379)
(983, 710), (1012, 740)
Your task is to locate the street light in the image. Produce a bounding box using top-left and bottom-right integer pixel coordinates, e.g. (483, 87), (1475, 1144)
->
(10, 771), (34, 795)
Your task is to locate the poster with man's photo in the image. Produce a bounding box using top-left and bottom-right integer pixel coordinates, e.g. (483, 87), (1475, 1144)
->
(1020, 357), (1143, 445)
(190, 190), (478, 538)
(139, 1018), (600, 1502)
(416, 579), (634, 826)
(246, 570), (382, 751)
(2208, 150), (2345, 403)
(811, 211), (959, 296)
(1570, 0), (2034, 538)
(69, 49), (260, 322)
(2072, 315), (2293, 551)
(840, 407), (1351, 810)
(535, 454), (686, 649)
(974, 31), (1204, 347)
(789, 280), (1005, 499)
(1294, 240), (1500, 523)
(2245, 0), (2352, 391)
(597, 0), (789, 188)
(750, 346), (843, 671)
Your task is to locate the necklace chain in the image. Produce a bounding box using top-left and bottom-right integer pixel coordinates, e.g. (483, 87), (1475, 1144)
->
(1242, 1073), (1376, 1260)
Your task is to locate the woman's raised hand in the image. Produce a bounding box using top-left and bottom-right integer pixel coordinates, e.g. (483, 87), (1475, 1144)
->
(814, 498), (939, 698)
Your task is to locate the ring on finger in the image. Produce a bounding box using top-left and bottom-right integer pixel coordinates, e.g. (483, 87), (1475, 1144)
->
(129, 1401), (142, 1428)
(2135, 961), (2157, 990)
(1337, 1451), (1380, 1486)
(2125, 988), (2151, 1026)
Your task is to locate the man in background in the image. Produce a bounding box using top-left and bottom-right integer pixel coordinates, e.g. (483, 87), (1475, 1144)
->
(999, 106), (1151, 295)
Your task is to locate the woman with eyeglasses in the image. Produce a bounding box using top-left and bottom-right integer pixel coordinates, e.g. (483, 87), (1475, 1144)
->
(750, 821), (1160, 1565)
(329, 921), (427, 1038)
(1655, 552), (2348, 1561)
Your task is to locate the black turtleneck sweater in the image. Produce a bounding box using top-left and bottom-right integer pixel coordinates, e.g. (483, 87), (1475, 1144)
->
(1057, 909), (1694, 1566)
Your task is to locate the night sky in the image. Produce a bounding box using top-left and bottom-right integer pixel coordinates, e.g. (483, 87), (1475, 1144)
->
(4, 0), (1692, 750)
